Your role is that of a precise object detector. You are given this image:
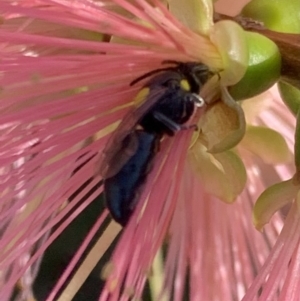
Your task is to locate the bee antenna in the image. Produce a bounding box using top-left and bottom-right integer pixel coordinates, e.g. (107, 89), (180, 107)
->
(161, 60), (181, 66)
(130, 67), (174, 86)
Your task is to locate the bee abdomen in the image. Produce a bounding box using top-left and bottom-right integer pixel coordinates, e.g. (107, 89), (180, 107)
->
(104, 130), (160, 226)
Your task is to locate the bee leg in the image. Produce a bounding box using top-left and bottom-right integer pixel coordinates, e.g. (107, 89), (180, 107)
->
(152, 111), (188, 135)
(191, 94), (205, 107)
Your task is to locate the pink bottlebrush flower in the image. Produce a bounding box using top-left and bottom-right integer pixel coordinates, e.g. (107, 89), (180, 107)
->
(0, 0), (297, 301)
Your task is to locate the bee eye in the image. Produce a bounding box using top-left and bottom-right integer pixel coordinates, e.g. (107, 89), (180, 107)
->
(167, 79), (180, 89)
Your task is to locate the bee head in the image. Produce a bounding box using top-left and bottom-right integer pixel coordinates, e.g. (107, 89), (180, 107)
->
(163, 61), (213, 93)
(130, 60), (215, 92)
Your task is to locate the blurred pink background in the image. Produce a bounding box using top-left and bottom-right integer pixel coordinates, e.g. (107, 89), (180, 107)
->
(215, 0), (251, 16)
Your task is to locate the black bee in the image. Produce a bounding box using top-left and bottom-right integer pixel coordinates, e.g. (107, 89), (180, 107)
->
(100, 61), (211, 226)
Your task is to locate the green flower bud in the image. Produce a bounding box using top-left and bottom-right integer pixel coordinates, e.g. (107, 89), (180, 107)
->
(229, 32), (281, 100)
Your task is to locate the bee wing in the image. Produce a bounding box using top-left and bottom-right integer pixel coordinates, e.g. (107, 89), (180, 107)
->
(97, 87), (166, 179)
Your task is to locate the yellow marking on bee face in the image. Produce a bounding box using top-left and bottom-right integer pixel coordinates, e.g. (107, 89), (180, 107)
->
(180, 79), (191, 91)
(133, 87), (150, 106)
